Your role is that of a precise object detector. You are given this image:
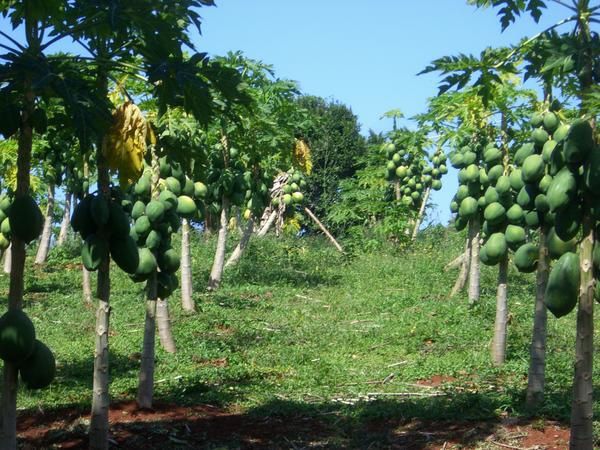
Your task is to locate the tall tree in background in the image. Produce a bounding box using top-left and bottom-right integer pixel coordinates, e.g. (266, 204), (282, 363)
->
(298, 96), (367, 225)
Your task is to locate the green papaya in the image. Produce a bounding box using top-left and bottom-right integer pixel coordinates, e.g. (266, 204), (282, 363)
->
(165, 177), (182, 196)
(158, 248), (180, 274)
(107, 202), (130, 238)
(538, 174), (553, 193)
(513, 243), (538, 273)
(564, 119), (594, 164)
(517, 185), (537, 209)
(110, 235), (140, 274)
(495, 175), (511, 195)
(506, 204), (524, 224)
(509, 169), (525, 191)
(134, 215), (152, 237)
(542, 140), (557, 163)
(176, 195), (197, 219)
(484, 186), (499, 205)
(90, 195), (110, 227)
(81, 234), (108, 271)
(548, 227), (577, 259)
(543, 112), (560, 134)
(8, 195), (43, 244)
(544, 252), (580, 318)
(0, 310), (35, 363)
(136, 248), (157, 277)
(514, 143), (536, 166)
(521, 154), (545, 183)
(505, 224), (526, 250)
(458, 197), (478, 219)
(19, 340), (55, 390)
(486, 232), (508, 262)
(131, 201), (146, 220)
(134, 176), (151, 198)
(583, 144), (600, 195)
(145, 200), (165, 224)
(553, 123), (570, 142)
(525, 210), (540, 228)
(194, 181), (208, 199)
(532, 128), (550, 148)
(554, 203), (581, 242)
(0, 218), (10, 237)
(487, 165), (504, 184)
(546, 167), (577, 212)
(484, 202), (505, 225)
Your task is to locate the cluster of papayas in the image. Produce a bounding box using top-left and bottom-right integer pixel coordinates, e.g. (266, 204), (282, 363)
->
(272, 168), (307, 212)
(509, 110), (596, 318)
(71, 187), (138, 275)
(384, 142), (446, 208)
(203, 146), (272, 217)
(0, 309), (55, 389)
(449, 138), (489, 231)
(0, 193), (13, 251)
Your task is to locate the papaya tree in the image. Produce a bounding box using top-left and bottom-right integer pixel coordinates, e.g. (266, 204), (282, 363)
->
(470, 1), (600, 447)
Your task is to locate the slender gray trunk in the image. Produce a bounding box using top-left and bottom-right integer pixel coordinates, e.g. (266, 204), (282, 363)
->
(450, 237), (471, 298)
(491, 256), (509, 365)
(526, 226), (549, 409)
(89, 167), (111, 450)
(3, 245), (11, 275)
(180, 218), (194, 312)
(34, 183), (55, 265)
(208, 197), (230, 290)
(82, 266), (93, 305)
(411, 187), (431, 241)
(257, 210), (277, 237)
(137, 276), (157, 408)
(570, 211), (594, 449)
(467, 216), (481, 306)
(57, 192), (72, 246)
(156, 298), (176, 353)
(2, 77), (34, 449)
(225, 217), (254, 269)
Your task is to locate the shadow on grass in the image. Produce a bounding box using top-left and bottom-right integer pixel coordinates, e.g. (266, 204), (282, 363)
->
(16, 388), (574, 449)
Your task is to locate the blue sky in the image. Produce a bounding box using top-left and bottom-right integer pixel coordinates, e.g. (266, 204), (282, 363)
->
(192, 1), (570, 225)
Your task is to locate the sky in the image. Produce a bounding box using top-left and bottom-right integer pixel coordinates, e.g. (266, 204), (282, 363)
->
(191, 1), (571, 225)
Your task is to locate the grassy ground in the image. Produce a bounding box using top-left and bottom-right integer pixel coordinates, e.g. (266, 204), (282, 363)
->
(1, 227), (597, 446)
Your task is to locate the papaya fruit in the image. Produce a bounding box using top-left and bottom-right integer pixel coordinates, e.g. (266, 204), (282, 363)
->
(0, 310), (35, 363)
(159, 157), (171, 178)
(517, 185), (537, 209)
(583, 144), (600, 195)
(0, 218), (10, 237)
(136, 248), (157, 277)
(532, 128), (550, 148)
(484, 187), (499, 205)
(538, 174), (553, 193)
(8, 195), (43, 244)
(19, 339), (55, 390)
(0, 233), (9, 251)
(525, 210), (540, 228)
(110, 235), (140, 274)
(509, 169), (524, 191)
(513, 243), (538, 273)
(480, 245), (496, 266)
(564, 119), (594, 164)
(546, 167), (577, 212)
(157, 248), (180, 274)
(81, 234), (108, 271)
(487, 165), (504, 184)
(554, 203), (581, 241)
(165, 177), (182, 196)
(514, 143), (536, 165)
(134, 215), (152, 237)
(521, 154), (545, 183)
(458, 197), (478, 219)
(542, 140), (557, 163)
(543, 112), (560, 134)
(159, 190), (178, 211)
(544, 251), (580, 318)
(484, 202), (505, 225)
(90, 195), (110, 227)
(194, 181), (208, 199)
(495, 175), (511, 195)
(506, 204), (524, 225)
(176, 195), (197, 218)
(157, 272), (178, 298)
(131, 200), (146, 220)
(553, 123), (570, 142)
(531, 113), (544, 128)
(486, 232), (508, 262)
(505, 224), (526, 250)
(145, 200), (165, 224)
(107, 202), (130, 238)
(134, 176), (151, 198)
(145, 230), (161, 250)
(484, 147), (503, 165)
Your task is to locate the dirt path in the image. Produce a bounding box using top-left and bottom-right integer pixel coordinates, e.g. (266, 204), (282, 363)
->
(17, 400), (569, 449)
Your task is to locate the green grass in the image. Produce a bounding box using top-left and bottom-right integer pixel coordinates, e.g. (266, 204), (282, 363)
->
(0, 228), (594, 430)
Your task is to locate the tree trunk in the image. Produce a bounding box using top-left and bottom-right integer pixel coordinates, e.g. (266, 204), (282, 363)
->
(34, 183), (55, 265)
(304, 207), (344, 253)
(526, 225), (549, 409)
(225, 217), (254, 269)
(411, 187), (431, 241)
(82, 266), (93, 305)
(491, 256), (509, 365)
(207, 197), (230, 291)
(137, 275), (157, 408)
(450, 237), (471, 298)
(156, 298), (176, 353)
(3, 244), (11, 275)
(1, 78), (34, 450)
(257, 210), (277, 237)
(57, 191), (72, 246)
(467, 216), (481, 306)
(394, 181), (401, 201)
(570, 210), (594, 449)
(89, 166), (112, 450)
(180, 218), (194, 312)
